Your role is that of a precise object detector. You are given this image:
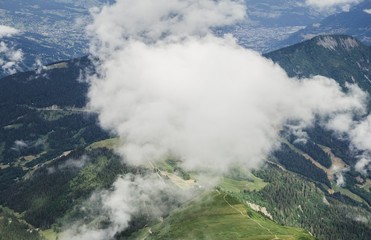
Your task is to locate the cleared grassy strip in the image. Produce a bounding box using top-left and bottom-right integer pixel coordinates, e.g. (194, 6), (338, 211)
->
(41, 229), (57, 240)
(3, 123), (23, 130)
(219, 176), (267, 193)
(85, 138), (119, 150)
(333, 185), (367, 204)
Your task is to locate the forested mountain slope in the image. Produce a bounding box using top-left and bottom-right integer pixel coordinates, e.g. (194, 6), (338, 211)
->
(0, 35), (370, 240)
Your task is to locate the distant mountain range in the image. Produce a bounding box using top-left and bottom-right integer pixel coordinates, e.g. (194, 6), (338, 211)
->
(1, 0), (367, 74)
(244, 0), (331, 27)
(0, 0), (111, 74)
(1, 0), (369, 74)
(266, 35), (371, 92)
(274, 0), (371, 51)
(220, 0), (336, 52)
(0, 0), (340, 72)
(0, 32), (76, 75)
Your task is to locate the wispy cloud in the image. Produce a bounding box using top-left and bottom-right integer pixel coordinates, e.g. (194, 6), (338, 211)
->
(0, 25), (19, 38)
(47, 155), (90, 174)
(326, 113), (371, 176)
(305, 0), (363, 11)
(0, 25), (23, 75)
(11, 140), (28, 152)
(61, 173), (198, 240)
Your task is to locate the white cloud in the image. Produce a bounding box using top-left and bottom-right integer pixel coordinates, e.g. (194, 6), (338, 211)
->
(0, 26), (23, 75)
(335, 171), (346, 186)
(65, 0), (371, 237)
(305, 0), (363, 10)
(355, 157), (371, 175)
(88, 37), (367, 172)
(332, 165), (350, 186)
(326, 113), (371, 175)
(61, 174), (197, 240)
(47, 155), (90, 174)
(329, 114), (371, 152)
(326, 113), (354, 133)
(87, 0), (246, 56)
(349, 116), (371, 151)
(285, 122), (311, 144)
(364, 8), (371, 14)
(61, 176), (141, 240)
(87, 0), (368, 176)
(0, 25), (19, 38)
(12, 140), (28, 151)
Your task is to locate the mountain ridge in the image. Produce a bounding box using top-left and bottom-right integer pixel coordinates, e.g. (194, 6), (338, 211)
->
(274, 1), (371, 51)
(265, 35), (371, 93)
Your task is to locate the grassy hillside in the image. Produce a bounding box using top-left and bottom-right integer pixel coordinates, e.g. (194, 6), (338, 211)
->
(130, 191), (314, 240)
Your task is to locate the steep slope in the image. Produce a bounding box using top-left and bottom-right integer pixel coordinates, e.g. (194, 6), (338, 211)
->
(265, 35), (371, 223)
(266, 35), (371, 93)
(0, 57), (111, 237)
(0, 56), (91, 108)
(129, 191), (315, 240)
(275, 1), (371, 50)
(244, 165), (371, 240)
(265, 34), (371, 175)
(0, 56), (107, 195)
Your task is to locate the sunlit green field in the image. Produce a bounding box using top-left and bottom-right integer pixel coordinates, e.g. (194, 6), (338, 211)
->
(131, 192), (314, 240)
